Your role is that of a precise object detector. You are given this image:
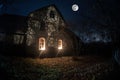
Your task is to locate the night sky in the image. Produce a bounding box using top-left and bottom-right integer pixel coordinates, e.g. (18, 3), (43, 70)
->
(0, 0), (119, 43)
(0, 0), (91, 23)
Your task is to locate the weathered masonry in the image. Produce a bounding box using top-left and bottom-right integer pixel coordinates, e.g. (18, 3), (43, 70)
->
(0, 5), (82, 57)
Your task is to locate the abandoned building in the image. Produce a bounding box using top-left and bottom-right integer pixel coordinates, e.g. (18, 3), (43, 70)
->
(0, 5), (82, 57)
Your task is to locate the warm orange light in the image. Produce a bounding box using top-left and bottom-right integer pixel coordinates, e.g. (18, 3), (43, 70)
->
(40, 47), (45, 50)
(39, 37), (45, 50)
(58, 39), (62, 50)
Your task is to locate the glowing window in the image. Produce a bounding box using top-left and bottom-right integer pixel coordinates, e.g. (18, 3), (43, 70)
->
(58, 39), (62, 49)
(39, 37), (45, 50)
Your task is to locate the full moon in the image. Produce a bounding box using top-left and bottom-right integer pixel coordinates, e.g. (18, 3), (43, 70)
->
(72, 4), (79, 11)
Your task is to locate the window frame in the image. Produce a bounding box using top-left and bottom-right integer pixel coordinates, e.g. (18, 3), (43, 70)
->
(39, 37), (45, 50)
(58, 39), (62, 50)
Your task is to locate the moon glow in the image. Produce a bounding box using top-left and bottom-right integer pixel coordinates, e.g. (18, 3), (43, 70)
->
(72, 4), (79, 11)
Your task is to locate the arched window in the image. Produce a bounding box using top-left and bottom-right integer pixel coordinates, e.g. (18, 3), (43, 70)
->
(58, 39), (62, 49)
(39, 37), (45, 50)
(50, 10), (55, 18)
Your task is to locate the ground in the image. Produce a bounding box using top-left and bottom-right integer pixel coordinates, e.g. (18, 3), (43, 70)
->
(0, 55), (116, 80)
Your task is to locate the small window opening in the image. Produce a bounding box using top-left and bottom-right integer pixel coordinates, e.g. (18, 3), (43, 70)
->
(50, 11), (55, 18)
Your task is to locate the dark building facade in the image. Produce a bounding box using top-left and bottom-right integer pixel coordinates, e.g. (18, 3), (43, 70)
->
(0, 5), (82, 57)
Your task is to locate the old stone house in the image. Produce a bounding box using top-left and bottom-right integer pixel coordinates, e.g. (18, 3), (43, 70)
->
(0, 5), (82, 57)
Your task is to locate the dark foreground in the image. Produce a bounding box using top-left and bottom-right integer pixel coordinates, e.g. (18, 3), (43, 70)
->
(0, 55), (119, 80)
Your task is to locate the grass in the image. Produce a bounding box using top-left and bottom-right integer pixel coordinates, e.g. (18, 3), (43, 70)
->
(0, 55), (114, 80)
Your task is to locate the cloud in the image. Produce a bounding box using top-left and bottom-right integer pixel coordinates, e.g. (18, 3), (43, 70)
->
(0, 4), (3, 8)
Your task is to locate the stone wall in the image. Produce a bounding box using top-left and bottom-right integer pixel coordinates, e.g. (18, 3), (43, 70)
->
(26, 5), (82, 57)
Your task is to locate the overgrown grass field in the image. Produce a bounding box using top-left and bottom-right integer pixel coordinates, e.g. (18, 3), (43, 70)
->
(0, 55), (114, 80)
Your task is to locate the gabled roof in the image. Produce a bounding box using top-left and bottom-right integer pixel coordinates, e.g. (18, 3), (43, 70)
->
(28, 4), (66, 23)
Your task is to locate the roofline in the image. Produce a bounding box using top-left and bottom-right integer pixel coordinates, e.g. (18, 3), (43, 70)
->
(28, 4), (66, 24)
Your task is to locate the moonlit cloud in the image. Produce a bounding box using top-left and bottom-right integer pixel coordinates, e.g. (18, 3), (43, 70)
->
(0, 4), (3, 8)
